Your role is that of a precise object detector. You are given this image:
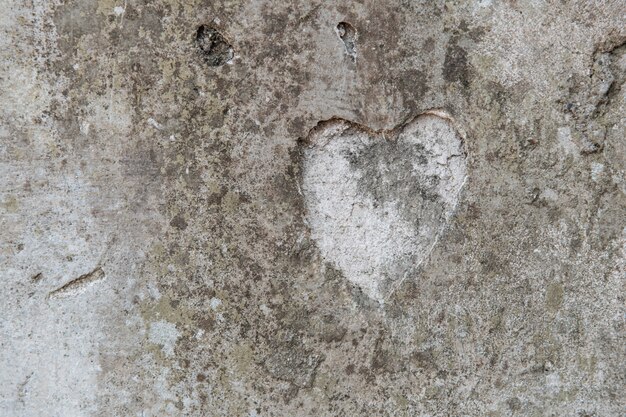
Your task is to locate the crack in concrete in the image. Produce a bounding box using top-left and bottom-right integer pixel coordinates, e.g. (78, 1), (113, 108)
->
(47, 267), (106, 299)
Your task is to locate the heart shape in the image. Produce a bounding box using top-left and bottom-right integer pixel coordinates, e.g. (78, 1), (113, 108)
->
(301, 111), (467, 302)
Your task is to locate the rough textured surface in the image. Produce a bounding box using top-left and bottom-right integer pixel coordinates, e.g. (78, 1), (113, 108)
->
(0, 1), (624, 416)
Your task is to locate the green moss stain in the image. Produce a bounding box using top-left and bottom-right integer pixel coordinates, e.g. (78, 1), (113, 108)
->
(546, 282), (564, 311)
(2, 195), (18, 213)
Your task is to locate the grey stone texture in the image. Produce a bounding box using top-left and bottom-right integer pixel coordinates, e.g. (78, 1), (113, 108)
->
(0, 0), (624, 416)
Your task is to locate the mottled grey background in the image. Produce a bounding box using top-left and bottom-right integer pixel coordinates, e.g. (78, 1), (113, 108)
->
(1, 1), (624, 416)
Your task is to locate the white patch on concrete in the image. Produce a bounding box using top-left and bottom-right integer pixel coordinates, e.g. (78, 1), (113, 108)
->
(557, 126), (579, 158)
(148, 320), (180, 357)
(147, 117), (164, 130)
(302, 113), (467, 302)
(259, 303), (272, 315)
(590, 162), (604, 182)
(80, 120), (90, 135)
(540, 187), (558, 202)
(210, 297), (222, 310)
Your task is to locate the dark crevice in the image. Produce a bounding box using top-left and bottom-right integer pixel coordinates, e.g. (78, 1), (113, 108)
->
(196, 25), (234, 66)
(336, 21), (357, 61)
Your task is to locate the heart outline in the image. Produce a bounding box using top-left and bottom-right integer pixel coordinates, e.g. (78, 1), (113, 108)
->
(300, 109), (469, 303)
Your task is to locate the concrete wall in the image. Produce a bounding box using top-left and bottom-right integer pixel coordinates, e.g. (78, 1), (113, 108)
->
(1, 1), (624, 415)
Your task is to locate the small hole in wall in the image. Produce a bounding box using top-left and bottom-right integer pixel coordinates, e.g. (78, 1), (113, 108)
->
(336, 21), (357, 61)
(196, 25), (234, 66)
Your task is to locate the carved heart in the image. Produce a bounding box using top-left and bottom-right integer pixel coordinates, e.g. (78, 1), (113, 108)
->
(301, 111), (467, 302)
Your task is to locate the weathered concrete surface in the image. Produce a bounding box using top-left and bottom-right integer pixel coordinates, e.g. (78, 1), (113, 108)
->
(0, 1), (624, 416)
